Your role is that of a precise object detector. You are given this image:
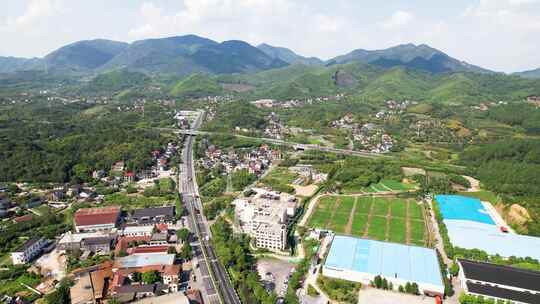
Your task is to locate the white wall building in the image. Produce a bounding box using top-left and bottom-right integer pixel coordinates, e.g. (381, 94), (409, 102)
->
(234, 188), (297, 252)
(11, 237), (47, 265)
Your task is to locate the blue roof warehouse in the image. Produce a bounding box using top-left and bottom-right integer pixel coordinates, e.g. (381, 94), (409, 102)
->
(322, 235), (445, 296)
(435, 195), (540, 261)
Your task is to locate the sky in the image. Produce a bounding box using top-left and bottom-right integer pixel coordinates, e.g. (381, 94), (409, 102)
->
(0, 0), (539, 73)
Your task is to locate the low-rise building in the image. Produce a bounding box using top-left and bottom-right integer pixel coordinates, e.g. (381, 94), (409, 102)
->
(81, 237), (114, 254)
(130, 206), (175, 225)
(58, 231), (112, 251)
(11, 237), (47, 264)
(122, 225), (154, 237)
(458, 259), (540, 304)
(74, 206), (121, 232)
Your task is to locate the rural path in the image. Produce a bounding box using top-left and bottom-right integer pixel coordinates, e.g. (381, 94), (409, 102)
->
(405, 200), (412, 245)
(363, 198), (375, 237)
(299, 193), (327, 226)
(345, 197), (358, 235)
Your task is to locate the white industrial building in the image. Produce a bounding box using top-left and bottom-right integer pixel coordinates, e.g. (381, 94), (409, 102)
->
(234, 188), (297, 252)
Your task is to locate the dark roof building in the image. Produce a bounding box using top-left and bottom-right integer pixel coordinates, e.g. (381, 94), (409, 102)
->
(130, 206), (175, 225)
(458, 259), (540, 304)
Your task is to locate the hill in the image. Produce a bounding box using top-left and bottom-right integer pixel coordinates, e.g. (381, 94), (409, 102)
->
(257, 44), (323, 65)
(82, 69), (151, 94)
(0, 57), (45, 74)
(515, 68), (540, 79)
(170, 74), (223, 97)
(44, 39), (129, 73)
(0, 35), (287, 76)
(329, 43), (492, 74)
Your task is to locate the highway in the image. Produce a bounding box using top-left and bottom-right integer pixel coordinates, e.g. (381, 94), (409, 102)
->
(170, 129), (390, 159)
(179, 111), (241, 304)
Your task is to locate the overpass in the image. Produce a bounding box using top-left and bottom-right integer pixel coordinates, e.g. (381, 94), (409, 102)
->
(170, 129), (390, 159)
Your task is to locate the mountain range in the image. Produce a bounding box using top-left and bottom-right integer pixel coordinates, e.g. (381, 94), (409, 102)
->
(0, 34), (538, 77)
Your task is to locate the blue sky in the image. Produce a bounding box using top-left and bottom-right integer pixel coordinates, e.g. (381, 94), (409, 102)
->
(1, 0), (539, 72)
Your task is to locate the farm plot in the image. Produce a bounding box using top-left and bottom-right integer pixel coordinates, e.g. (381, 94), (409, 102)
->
(307, 195), (430, 247)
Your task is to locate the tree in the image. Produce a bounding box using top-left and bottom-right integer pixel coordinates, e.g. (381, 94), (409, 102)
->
(176, 228), (190, 243)
(131, 271), (142, 282)
(374, 275), (383, 289)
(181, 242), (193, 260)
(168, 247), (177, 254)
(450, 262), (460, 277)
(382, 278), (389, 290)
(411, 283), (420, 295)
(142, 270), (161, 284)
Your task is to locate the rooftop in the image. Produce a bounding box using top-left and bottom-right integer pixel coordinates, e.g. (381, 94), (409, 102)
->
(459, 259), (540, 292)
(445, 220), (540, 260)
(122, 225), (154, 234)
(466, 281), (540, 304)
(114, 253), (175, 269)
(74, 206), (120, 227)
(325, 236), (443, 288)
(132, 206), (175, 218)
(14, 237), (43, 252)
(59, 231), (109, 244)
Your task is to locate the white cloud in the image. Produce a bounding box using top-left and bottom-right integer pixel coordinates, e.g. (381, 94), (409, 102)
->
(3, 0), (64, 30)
(381, 10), (414, 29)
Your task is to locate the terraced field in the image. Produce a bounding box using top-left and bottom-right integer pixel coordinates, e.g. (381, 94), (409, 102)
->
(307, 196), (430, 247)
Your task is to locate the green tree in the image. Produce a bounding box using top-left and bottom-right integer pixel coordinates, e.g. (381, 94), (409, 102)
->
(176, 228), (191, 242)
(142, 270), (161, 284)
(131, 271), (142, 282)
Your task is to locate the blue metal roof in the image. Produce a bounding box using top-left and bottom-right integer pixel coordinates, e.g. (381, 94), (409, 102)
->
(435, 195), (495, 225)
(325, 236), (444, 287)
(116, 253), (175, 268)
(445, 220), (540, 261)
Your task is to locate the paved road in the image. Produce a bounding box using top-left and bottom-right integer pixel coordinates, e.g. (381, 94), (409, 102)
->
(166, 129), (389, 159)
(179, 111), (241, 304)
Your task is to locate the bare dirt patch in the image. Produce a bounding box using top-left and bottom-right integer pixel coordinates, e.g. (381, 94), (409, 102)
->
(292, 184), (318, 197)
(463, 176), (480, 192)
(402, 167), (426, 177)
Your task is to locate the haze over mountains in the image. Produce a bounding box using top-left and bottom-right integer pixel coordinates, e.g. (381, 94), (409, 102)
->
(0, 34), (538, 78)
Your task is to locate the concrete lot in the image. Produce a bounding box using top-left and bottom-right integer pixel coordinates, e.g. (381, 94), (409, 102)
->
(257, 257), (295, 297)
(358, 288), (438, 304)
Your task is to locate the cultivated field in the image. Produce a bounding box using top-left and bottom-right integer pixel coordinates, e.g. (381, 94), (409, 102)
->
(307, 195), (429, 247)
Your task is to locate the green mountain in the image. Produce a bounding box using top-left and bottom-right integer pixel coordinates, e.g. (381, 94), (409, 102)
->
(44, 39), (129, 73)
(1, 35), (287, 76)
(257, 43), (323, 65)
(515, 68), (540, 79)
(328, 43), (492, 74)
(170, 73), (223, 97)
(0, 57), (45, 73)
(82, 69), (150, 93)
(102, 36), (287, 75)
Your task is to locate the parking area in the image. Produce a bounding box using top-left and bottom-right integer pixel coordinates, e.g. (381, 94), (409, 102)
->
(358, 288), (438, 304)
(256, 258), (295, 297)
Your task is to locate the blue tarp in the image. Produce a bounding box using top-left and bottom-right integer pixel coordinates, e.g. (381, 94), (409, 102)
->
(435, 195), (495, 225)
(325, 236), (444, 287)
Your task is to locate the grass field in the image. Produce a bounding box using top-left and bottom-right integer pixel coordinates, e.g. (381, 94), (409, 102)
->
(307, 196), (429, 246)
